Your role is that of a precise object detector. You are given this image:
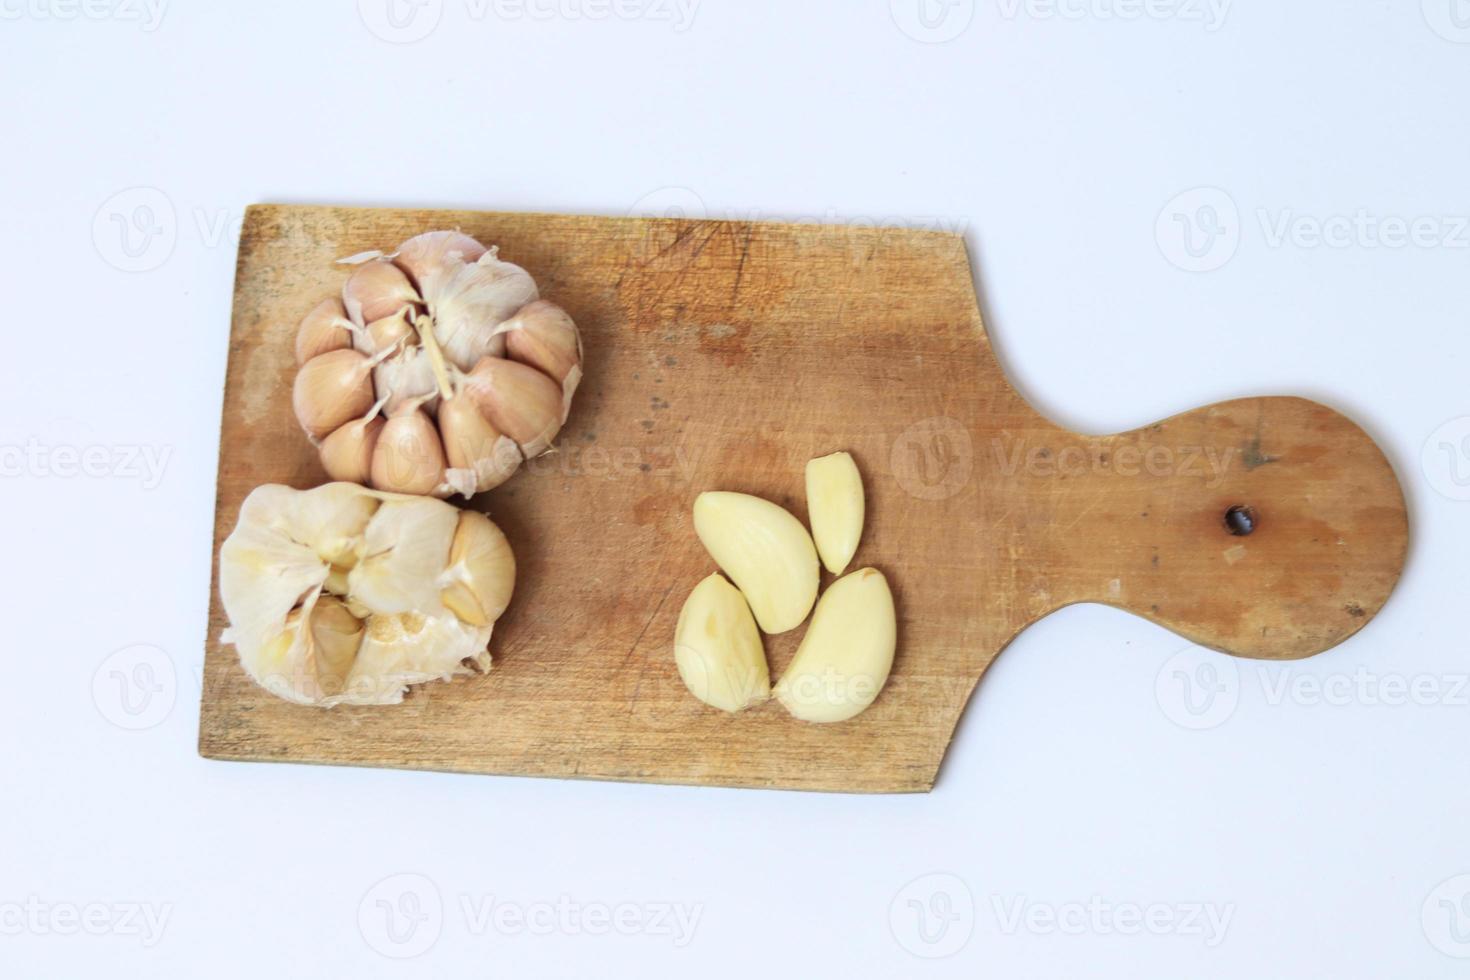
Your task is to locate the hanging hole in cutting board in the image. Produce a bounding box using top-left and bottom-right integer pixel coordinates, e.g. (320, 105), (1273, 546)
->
(1224, 505), (1258, 536)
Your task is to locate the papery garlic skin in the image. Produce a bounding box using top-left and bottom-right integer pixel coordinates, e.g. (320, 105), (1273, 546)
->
(292, 230), (583, 497)
(773, 568), (896, 723)
(219, 482), (516, 707)
(692, 491), (819, 635)
(674, 573), (770, 712)
(805, 451), (864, 575)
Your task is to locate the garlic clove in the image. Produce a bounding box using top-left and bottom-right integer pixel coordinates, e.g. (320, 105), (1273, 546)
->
(692, 491), (820, 634)
(369, 405), (446, 496)
(295, 298), (353, 366)
(393, 230), (487, 300)
(439, 510), (516, 627)
(308, 595), (366, 695)
(438, 393), (523, 492)
(346, 496), (459, 616)
(342, 610), (491, 704)
(324, 564), (352, 596)
(366, 307), (415, 355)
(374, 348), (442, 418)
(773, 568), (896, 723)
(805, 451), (865, 575)
(319, 414), (385, 485)
(293, 348), (377, 440)
(255, 609), (315, 703)
(275, 483), (380, 568)
(674, 573), (770, 712)
(343, 259), (421, 326)
(430, 252), (537, 369)
(461, 356), (564, 458)
(256, 598), (365, 704)
(501, 300), (583, 385)
(437, 393), (502, 470)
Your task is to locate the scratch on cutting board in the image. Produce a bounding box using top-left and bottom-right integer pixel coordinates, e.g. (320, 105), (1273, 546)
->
(624, 582), (676, 709)
(1061, 497), (1102, 533)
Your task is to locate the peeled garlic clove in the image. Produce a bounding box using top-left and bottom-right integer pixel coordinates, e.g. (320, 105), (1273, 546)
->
(293, 348), (376, 440)
(343, 259), (420, 326)
(501, 300), (582, 384)
(319, 414), (385, 484)
(440, 510), (516, 627)
(461, 356), (564, 457)
(439, 393), (522, 493)
(370, 405), (446, 496)
(692, 491), (819, 634)
(806, 451), (864, 575)
(774, 568), (896, 723)
(674, 573), (770, 712)
(295, 298), (353, 366)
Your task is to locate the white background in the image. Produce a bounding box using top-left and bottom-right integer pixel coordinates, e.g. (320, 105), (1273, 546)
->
(3, 1), (1468, 976)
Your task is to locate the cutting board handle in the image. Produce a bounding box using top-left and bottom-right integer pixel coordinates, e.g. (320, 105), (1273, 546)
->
(1023, 396), (1407, 659)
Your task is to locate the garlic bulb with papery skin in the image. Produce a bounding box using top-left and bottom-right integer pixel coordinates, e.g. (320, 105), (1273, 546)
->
(292, 231), (584, 497)
(218, 482), (516, 707)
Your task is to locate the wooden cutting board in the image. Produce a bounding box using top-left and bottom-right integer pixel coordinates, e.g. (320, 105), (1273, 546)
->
(199, 204), (1409, 792)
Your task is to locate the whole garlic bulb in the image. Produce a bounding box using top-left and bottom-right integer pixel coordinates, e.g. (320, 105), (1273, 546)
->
(218, 482), (516, 707)
(292, 231), (584, 498)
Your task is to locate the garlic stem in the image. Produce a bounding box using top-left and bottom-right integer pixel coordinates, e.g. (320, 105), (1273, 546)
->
(413, 312), (456, 401)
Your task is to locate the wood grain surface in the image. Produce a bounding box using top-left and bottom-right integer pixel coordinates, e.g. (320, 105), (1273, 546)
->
(199, 204), (1409, 792)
